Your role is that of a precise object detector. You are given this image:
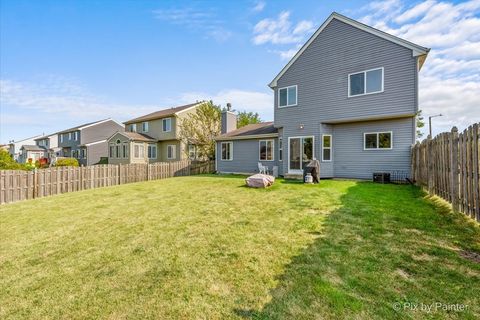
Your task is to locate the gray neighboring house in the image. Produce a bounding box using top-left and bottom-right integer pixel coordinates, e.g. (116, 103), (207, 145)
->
(57, 119), (124, 166)
(215, 12), (429, 180)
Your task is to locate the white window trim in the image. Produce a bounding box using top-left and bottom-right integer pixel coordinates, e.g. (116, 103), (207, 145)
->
(167, 144), (176, 159)
(348, 67), (384, 98)
(258, 139), (275, 161)
(188, 144), (196, 160)
(131, 124), (137, 132)
(363, 131), (393, 150)
(322, 134), (332, 162)
(74, 131), (78, 140)
(287, 136), (315, 174)
(60, 134), (64, 143)
(142, 122), (149, 132)
(68, 132), (72, 140)
(278, 137), (283, 161)
(162, 118), (172, 132)
(278, 85), (298, 108)
(122, 143), (129, 158)
(148, 144), (157, 159)
(220, 142), (233, 161)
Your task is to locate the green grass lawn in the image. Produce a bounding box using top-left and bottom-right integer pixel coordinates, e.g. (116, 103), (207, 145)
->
(1, 175), (479, 319)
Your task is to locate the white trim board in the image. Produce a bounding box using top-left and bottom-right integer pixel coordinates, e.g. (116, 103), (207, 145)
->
(268, 12), (429, 88)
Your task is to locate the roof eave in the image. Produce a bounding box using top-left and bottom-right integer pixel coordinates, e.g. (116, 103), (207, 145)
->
(215, 133), (279, 141)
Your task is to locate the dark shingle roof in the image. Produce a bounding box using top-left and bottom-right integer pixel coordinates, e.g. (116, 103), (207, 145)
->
(124, 102), (201, 125)
(21, 145), (46, 151)
(56, 119), (110, 134)
(120, 132), (157, 142)
(216, 122), (278, 140)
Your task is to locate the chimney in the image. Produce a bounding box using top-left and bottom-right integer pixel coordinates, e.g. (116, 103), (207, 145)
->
(221, 104), (237, 134)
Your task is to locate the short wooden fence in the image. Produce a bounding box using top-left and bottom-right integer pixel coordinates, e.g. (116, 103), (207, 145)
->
(0, 160), (215, 205)
(411, 123), (479, 221)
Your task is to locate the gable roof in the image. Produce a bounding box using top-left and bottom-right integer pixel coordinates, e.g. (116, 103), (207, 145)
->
(124, 102), (203, 125)
(269, 12), (430, 88)
(215, 122), (278, 141)
(21, 145), (46, 152)
(56, 119), (114, 134)
(109, 131), (157, 142)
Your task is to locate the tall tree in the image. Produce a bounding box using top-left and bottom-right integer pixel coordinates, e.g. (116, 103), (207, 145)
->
(178, 101), (221, 159)
(416, 110), (425, 140)
(237, 111), (262, 128)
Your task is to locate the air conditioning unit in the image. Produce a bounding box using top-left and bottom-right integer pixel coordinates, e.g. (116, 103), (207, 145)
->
(373, 172), (390, 184)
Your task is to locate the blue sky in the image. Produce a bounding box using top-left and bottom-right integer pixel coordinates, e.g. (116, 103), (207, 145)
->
(1, 0), (479, 143)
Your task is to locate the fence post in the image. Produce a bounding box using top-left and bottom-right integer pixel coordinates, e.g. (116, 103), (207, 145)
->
(117, 164), (121, 185)
(33, 168), (37, 199)
(427, 136), (434, 195)
(450, 127), (459, 212)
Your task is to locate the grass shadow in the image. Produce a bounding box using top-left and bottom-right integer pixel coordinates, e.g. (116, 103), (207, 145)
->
(233, 182), (480, 319)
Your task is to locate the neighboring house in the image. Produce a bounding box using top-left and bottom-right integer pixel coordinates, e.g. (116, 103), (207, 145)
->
(57, 119), (124, 166)
(18, 145), (46, 163)
(8, 134), (43, 161)
(107, 102), (203, 164)
(34, 133), (60, 163)
(215, 12), (429, 180)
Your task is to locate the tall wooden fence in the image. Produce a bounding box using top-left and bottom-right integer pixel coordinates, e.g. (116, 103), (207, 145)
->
(0, 160), (215, 205)
(411, 123), (479, 222)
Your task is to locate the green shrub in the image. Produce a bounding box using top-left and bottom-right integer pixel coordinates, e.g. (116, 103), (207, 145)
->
(55, 158), (79, 167)
(0, 149), (28, 170)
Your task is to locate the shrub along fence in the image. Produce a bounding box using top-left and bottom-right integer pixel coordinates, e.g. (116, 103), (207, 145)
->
(0, 160), (215, 205)
(411, 123), (479, 222)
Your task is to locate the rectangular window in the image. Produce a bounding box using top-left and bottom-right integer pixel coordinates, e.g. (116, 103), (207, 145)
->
(221, 142), (233, 161)
(142, 122), (149, 132)
(364, 132), (392, 150)
(349, 67), (383, 97)
(279, 137), (283, 161)
(122, 144), (128, 158)
(115, 145), (120, 158)
(60, 134), (64, 143)
(322, 135), (332, 162)
(188, 144), (196, 160)
(130, 124), (137, 132)
(69, 132), (72, 140)
(109, 145), (114, 158)
(288, 136), (313, 172)
(74, 131), (78, 140)
(259, 140), (274, 161)
(148, 144), (157, 159)
(80, 149), (87, 159)
(278, 85), (297, 107)
(162, 118), (172, 132)
(134, 144), (144, 158)
(167, 145), (176, 159)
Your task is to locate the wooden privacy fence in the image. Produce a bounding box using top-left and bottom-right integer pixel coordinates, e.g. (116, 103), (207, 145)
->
(0, 160), (215, 205)
(411, 123), (479, 222)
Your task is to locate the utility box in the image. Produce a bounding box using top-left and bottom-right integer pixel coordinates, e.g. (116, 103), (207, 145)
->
(373, 172), (390, 184)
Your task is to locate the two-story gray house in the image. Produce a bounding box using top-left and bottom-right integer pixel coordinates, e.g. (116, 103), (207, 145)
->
(215, 12), (429, 180)
(57, 119), (124, 166)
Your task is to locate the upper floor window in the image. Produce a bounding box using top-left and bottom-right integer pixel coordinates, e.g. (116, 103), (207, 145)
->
(259, 140), (274, 161)
(130, 124), (137, 132)
(162, 118), (172, 132)
(142, 122), (149, 132)
(68, 132), (72, 140)
(73, 131), (78, 141)
(349, 67), (383, 97)
(221, 142), (233, 161)
(60, 134), (64, 143)
(278, 85), (297, 108)
(364, 131), (392, 150)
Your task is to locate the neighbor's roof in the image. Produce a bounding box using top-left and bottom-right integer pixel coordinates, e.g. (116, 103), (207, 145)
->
(215, 122), (278, 140)
(269, 12), (430, 88)
(34, 133), (57, 141)
(21, 145), (46, 151)
(56, 119), (114, 134)
(111, 131), (157, 142)
(124, 102), (203, 125)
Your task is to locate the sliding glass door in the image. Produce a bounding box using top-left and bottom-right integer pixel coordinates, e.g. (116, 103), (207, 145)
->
(288, 137), (313, 172)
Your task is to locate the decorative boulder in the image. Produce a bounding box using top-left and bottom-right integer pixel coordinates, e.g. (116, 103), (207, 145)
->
(245, 174), (275, 188)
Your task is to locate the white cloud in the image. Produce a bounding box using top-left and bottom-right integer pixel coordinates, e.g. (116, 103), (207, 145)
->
(252, 1), (266, 13)
(175, 89), (274, 120)
(152, 7), (232, 42)
(252, 11), (315, 45)
(357, 0), (480, 135)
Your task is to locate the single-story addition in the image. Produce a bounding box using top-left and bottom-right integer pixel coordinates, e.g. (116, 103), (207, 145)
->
(18, 145), (47, 163)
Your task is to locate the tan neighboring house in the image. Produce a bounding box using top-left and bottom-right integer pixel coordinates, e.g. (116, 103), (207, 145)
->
(107, 102), (203, 164)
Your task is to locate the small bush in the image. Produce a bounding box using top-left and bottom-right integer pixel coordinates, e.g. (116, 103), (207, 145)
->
(0, 149), (28, 170)
(55, 158), (79, 167)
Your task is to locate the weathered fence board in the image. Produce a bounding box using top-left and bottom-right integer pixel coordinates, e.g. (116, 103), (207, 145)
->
(0, 160), (214, 205)
(412, 123), (480, 222)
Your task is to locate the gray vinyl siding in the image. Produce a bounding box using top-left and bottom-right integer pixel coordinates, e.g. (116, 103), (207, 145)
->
(81, 120), (124, 144)
(333, 118), (414, 179)
(273, 18), (418, 177)
(320, 124), (334, 177)
(86, 141), (108, 166)
(216, 139), (282, 175)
